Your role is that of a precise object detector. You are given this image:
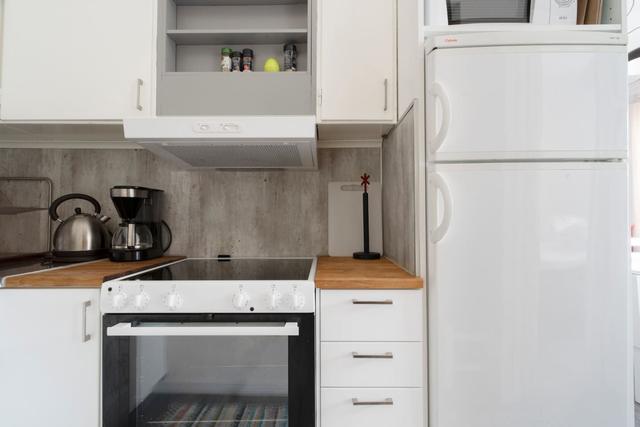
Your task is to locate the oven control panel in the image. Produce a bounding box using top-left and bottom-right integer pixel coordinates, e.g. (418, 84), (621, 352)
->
(100, 281), (316, 314)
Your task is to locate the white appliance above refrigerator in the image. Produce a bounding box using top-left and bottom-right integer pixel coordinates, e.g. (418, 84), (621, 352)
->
(425, 32), (632, 427)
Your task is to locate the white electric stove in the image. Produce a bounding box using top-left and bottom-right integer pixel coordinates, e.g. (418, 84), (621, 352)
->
(100, 257), (317, 314)
(101, 257), (317, 427)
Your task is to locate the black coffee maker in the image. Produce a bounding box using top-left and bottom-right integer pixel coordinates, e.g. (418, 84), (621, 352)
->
(109, 186), (172, 262)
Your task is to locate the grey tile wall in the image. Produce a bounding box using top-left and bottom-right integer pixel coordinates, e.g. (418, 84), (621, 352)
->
(382, 107), (416, 274)
(0, 147), (380, 257)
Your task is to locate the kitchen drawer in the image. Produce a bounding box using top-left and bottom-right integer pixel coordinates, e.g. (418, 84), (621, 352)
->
(321, 342), (422, 387)
(321, 388), (423, 427)
(320, 290), (422, 342)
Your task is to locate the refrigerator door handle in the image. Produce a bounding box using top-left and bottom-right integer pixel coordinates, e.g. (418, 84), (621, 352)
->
(429, 82), (451, 154)
(429, 173), (452, 243)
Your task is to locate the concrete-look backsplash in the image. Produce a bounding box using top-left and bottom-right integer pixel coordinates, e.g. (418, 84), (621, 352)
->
(0, 147), (380, 257)
(382, 108), (416, 274)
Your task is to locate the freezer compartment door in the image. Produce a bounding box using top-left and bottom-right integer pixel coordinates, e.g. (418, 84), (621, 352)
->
(426, 45), (627, 161)
(427, 162), (632, 427)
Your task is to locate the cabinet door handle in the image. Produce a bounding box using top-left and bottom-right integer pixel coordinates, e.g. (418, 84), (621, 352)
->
(352, 398), (394, 406)
(82, 300), (92, 343)
(136, 78), (144, 111)
(352, 299), (393, 305)
(383, 78), (389, 112)
(352, 352), (394, 359)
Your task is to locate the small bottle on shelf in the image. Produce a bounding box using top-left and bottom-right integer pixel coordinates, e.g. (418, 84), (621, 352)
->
(220, 47), (232, 72)
(242, 49), (254, 72)
(230, 51), (242, 72)
(283, 44), (297, 72)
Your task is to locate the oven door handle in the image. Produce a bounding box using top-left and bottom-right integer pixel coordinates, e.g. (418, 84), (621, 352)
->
(106, 322), (300, 337)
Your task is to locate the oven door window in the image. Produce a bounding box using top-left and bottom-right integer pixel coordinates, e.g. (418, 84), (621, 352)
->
(130, 336), (289, 427)
(103, 315), (314, 427)
(131, 334), (288, 425)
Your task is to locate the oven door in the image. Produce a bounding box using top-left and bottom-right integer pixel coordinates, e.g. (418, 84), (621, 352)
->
(102, 313), (314, 427)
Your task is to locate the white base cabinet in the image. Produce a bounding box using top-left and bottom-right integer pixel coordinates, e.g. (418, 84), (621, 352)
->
(321, 342), (422, 387)
(0, 289), (101, 427)
(319, 289), (424, 427)
(321, 388), (423, 427)
(320, 290), (422, 341)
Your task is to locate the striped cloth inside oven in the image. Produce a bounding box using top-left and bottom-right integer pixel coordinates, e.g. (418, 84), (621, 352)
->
(142, 393), (289, 426)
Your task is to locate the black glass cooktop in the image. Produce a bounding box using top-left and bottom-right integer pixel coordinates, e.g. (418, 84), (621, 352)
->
(124, 258), (314, 281)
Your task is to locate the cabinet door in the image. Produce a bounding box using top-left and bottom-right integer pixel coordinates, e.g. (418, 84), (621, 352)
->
(1, 0), (154, 120)
(425, 45), (627, 161)
(318, 0), (396, 122)
(427, 162), (630, 427)
(0, 289), (101, 427)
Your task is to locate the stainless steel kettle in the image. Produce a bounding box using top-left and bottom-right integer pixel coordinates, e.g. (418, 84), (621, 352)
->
(49, 193), (111, 262)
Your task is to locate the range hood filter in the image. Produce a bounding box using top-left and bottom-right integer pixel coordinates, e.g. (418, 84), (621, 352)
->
(123, 116), (317, 170)
(158, 141), (313, 169)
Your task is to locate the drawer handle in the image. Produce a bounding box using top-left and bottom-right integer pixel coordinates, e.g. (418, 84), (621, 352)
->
(352, 299), (393, 305)
(352, 398), (394, 406)
(352, 352), (394, 359)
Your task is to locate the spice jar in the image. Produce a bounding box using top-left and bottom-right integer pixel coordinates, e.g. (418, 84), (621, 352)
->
(242, 48), (254, 72)
(230, 51), (242, 72)
(220, 47), (232, 72)
(283, 44), (297, 72)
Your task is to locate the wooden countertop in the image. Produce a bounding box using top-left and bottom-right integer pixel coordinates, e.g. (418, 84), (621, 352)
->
(2, 256), (185, 288)
(315, 256), (423, 289)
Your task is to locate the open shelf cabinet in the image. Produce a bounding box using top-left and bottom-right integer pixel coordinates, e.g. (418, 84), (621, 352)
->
(157, 0), (313, 115)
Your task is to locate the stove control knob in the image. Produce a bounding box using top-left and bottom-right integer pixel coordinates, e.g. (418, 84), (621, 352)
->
(233, 291), (250, 310)
(268, 289), (282, 310)
(164, 292), (183, 311)
(292, 291), (306, 310)
(111, 292), (128, 309)
(133, 292), (151, 311)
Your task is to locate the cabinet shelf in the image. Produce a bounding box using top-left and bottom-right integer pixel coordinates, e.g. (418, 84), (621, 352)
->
(166, 29), (308, 45)
(163, 70), (309, 75)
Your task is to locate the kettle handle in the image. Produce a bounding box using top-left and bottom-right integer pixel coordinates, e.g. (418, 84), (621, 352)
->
(161, 220), (173, 253)
(49, 193), (102, 222)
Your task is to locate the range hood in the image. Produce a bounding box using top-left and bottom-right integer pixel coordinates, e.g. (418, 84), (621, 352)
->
(123, 116), (317, 169)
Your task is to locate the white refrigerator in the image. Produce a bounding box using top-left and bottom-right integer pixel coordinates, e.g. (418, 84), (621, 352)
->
(425, 32), (632, 427)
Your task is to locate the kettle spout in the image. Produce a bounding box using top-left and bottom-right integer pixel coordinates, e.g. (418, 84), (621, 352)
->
(98, 215), (111, 224)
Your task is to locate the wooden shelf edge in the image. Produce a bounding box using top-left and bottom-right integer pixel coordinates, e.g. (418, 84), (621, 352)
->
(315, 279), (424, 290)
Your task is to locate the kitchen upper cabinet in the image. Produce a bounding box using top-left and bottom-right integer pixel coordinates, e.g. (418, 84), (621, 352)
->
(317, 0), (397, 123)
(0, 289), (101, 427)
(1, 0), (154, 121)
